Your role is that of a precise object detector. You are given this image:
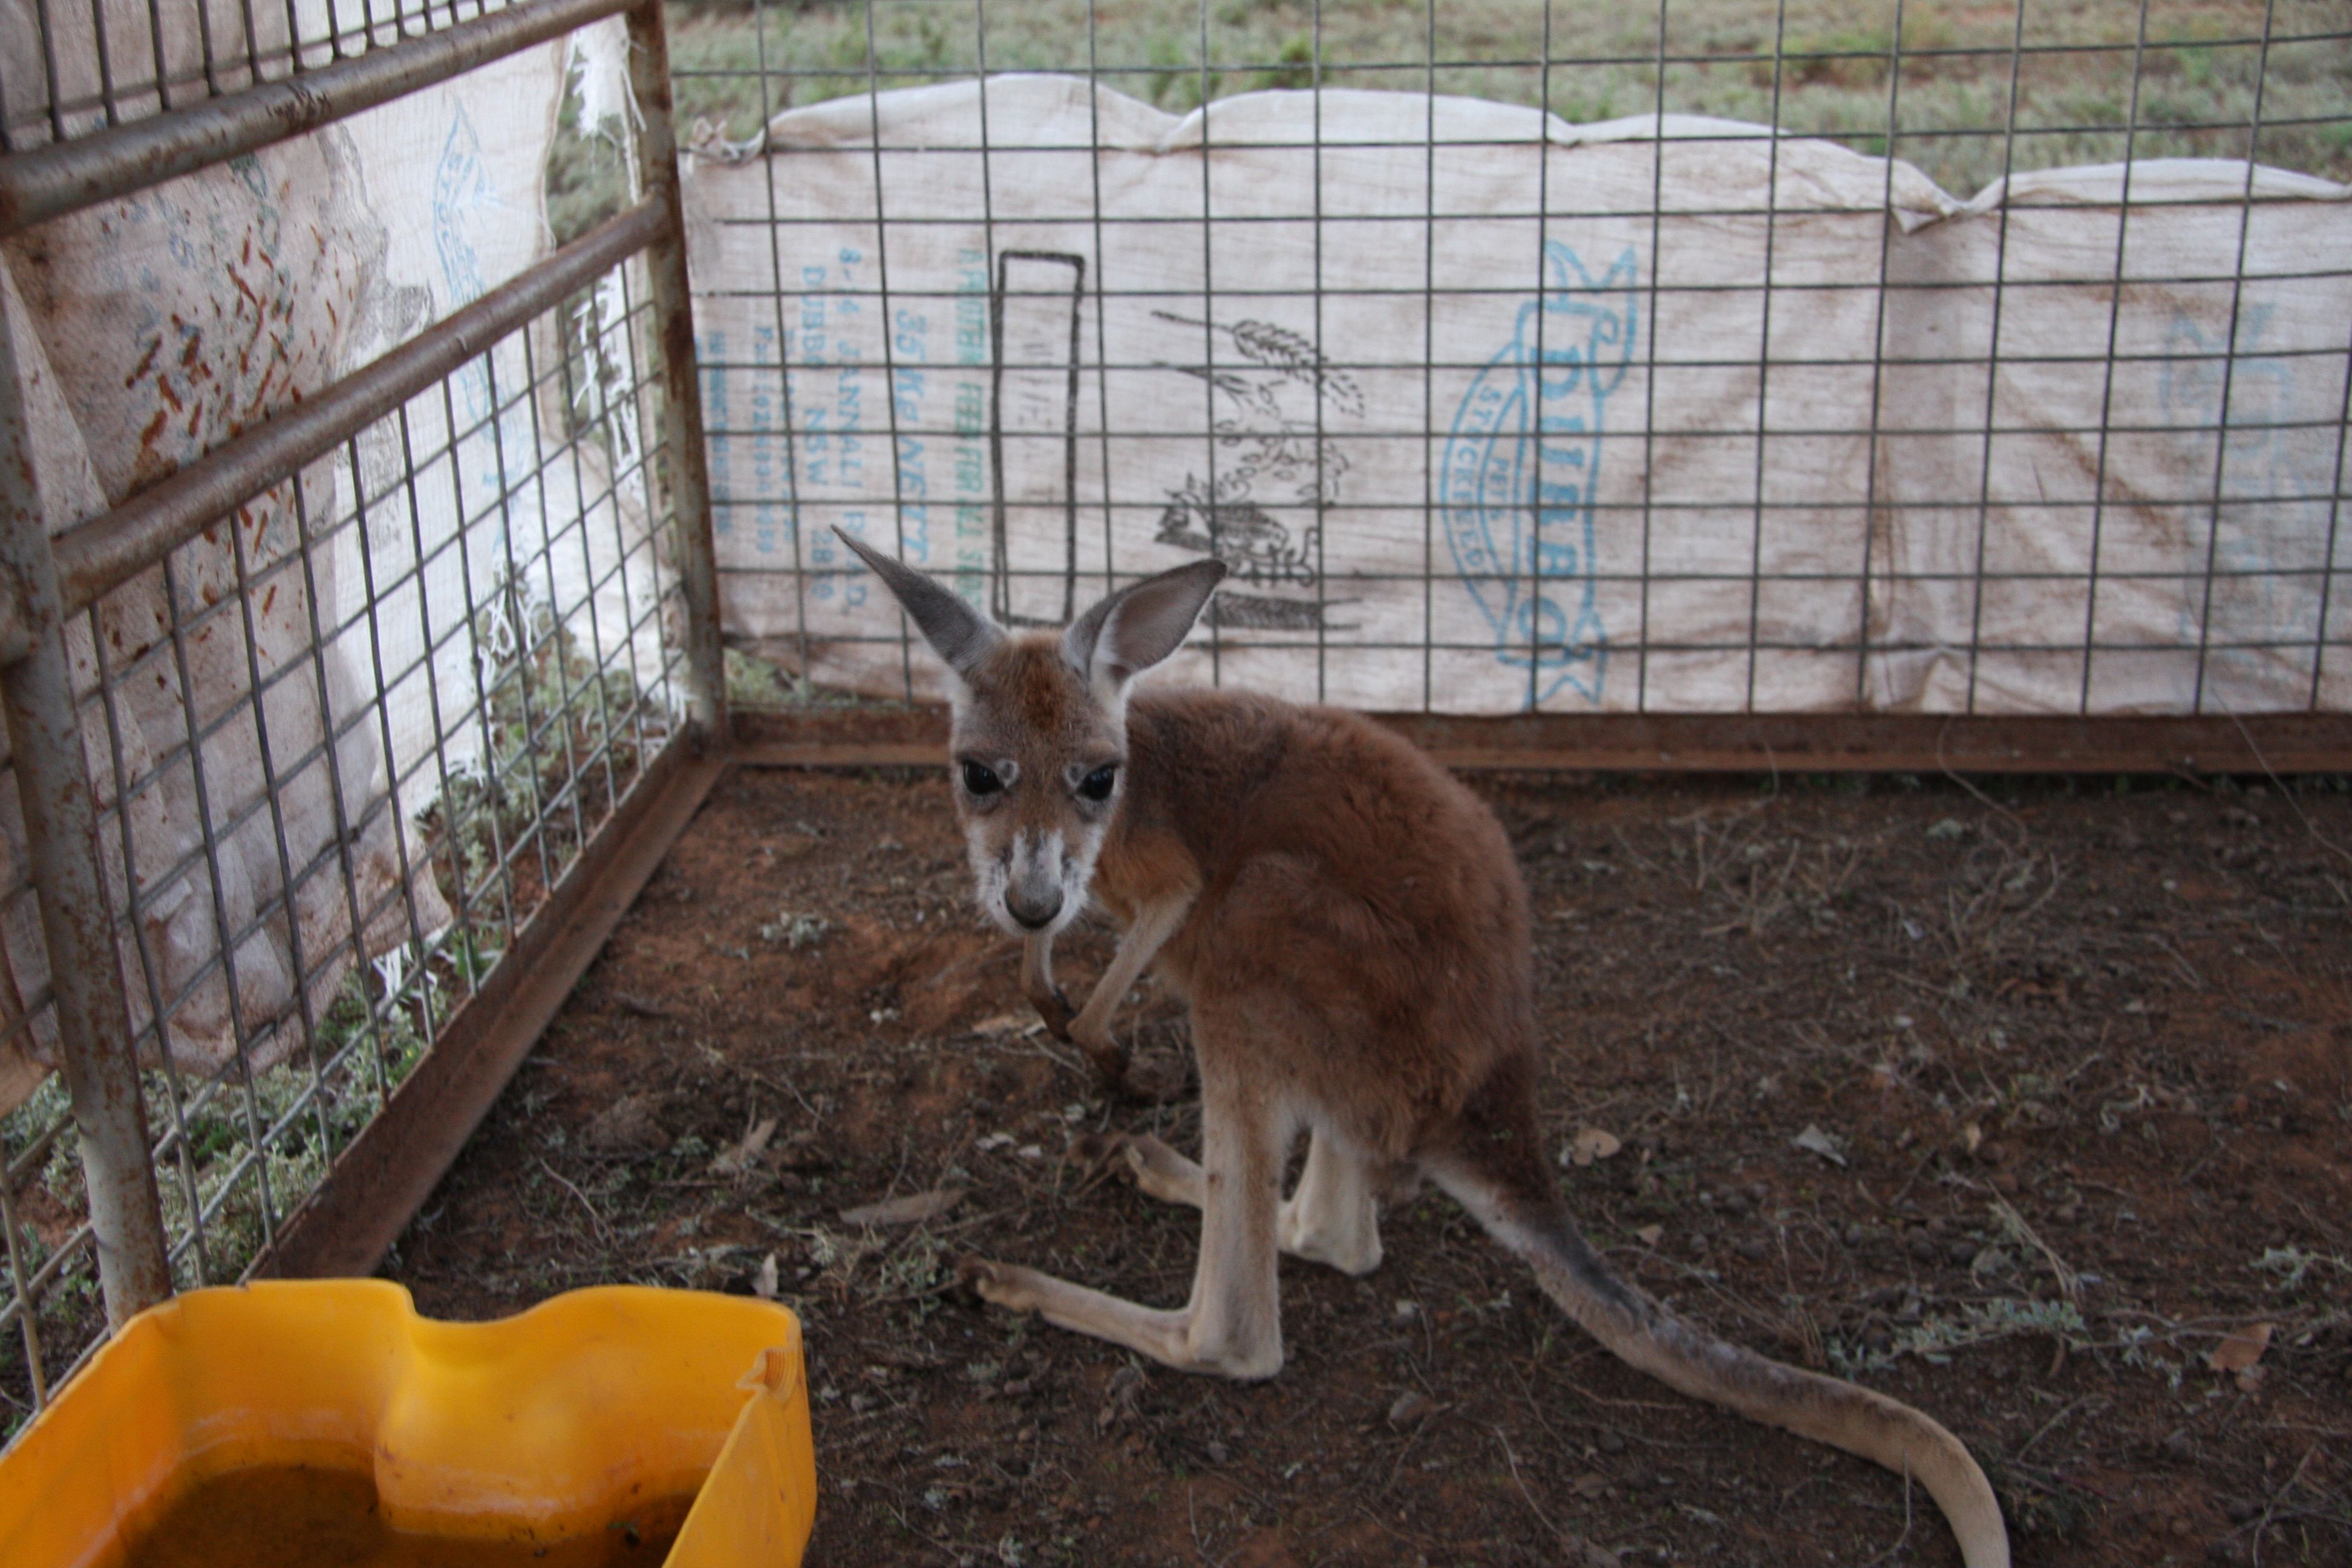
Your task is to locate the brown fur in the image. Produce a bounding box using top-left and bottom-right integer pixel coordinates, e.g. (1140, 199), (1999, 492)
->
(837, 536), (2010, 1568)
(1106, 682), (1529, 1155)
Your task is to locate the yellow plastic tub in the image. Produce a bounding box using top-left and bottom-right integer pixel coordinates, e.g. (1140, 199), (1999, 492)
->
(0, 1281), (815, 1568)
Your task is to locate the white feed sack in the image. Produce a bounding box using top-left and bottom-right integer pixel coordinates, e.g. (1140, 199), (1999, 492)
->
(684, 76), (2351, 716)
(1878, 160), (2352, 716)
(0, 15), (595, 1108)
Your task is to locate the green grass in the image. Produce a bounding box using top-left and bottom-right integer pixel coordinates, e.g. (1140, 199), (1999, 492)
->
(649, 0), (2351, 198)
(548, 4), (2350, 246)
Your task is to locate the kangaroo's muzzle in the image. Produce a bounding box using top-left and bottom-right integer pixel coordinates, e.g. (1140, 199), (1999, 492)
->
(1004, 883), (1064, 930)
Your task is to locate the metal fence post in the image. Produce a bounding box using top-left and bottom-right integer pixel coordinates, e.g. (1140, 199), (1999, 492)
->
(626, 0), (729, 743)
(0, 290), (172, 1330)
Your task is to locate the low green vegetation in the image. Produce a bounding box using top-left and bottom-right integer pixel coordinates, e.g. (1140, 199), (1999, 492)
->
(2, 576), (671, 1440)
(657, 0), (2350, 196)
(1, 970), (434, 1443)
(546, 2), (2351, 246)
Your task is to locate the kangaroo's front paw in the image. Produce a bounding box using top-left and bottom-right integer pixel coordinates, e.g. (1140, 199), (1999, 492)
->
(1028, 985), (1077, 1042)
(1068, 1130), (1131, 1171)
(956, 1254), (1042, 1314)
(1067, 1021), (1135, 1092)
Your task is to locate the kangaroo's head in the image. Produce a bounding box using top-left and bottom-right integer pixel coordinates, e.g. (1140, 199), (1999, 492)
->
(832, 529), (1224, 939)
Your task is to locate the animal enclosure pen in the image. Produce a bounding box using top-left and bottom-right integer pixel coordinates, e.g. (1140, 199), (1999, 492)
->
(0, 0), (2345, 1534)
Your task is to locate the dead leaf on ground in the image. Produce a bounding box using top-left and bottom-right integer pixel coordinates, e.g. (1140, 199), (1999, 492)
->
(1791, 1124), (1848, 1167)
(581, 1092), (668, 1156)
(1635, 1224), (1665, 1247)
(1387, 1390), (1434, 1426)
(763, 832), (816, 861)
(762, 1133), (831, 1174)
(1570, 1127), (1622, 1167)
(753, 1252), (779, 1301)
(969, 1013), (1037, 1038)
(712, 1115), (779, 1175)
(838, 1187), (965, 1227)
(612, 993), (676, 1019)
(1096, 1362), (1145, 1431)
(2208, 1322), (2273, 1374)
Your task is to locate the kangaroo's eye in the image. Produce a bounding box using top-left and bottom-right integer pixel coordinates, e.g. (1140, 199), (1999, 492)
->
(1078, 763), (1118, 803)
(961, 760), (1003, 797)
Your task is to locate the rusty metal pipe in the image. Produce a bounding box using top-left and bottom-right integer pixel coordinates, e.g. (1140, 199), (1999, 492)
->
(626, 0), (728, 740)
(0, 289), (172, 1329)
(42, 196), (668, 624)
(0, 0), (635, 238)
(726, 704), (2352, 777)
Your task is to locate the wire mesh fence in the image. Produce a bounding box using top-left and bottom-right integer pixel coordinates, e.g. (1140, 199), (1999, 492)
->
(0, 0), (528, 153)
(0, 0), (700, 1438)
(1, 286), (683, 1423)
(670, 0), (2352, 719)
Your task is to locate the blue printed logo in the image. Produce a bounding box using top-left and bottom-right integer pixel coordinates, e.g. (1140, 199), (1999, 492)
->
(434, 105), (501, 423)
(433, 105), (493, 307)
(1441, 243), (1637, 707)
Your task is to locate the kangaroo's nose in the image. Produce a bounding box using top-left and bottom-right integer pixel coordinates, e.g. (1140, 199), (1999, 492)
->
(1005, 886), (1063, 930)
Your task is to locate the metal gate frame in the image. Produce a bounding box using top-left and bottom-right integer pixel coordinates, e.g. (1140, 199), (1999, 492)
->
(0, 0), (725, 1348)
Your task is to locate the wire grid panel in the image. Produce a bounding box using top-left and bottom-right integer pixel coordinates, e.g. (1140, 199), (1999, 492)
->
(0, 256), (687, 1437)
(0, 5), (688, 1437)
(676, 0), (2352, 718)
(0, 0), (525, 152)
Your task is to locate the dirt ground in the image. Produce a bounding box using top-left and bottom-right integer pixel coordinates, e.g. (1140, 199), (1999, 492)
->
(386, 761), (2352, 1568)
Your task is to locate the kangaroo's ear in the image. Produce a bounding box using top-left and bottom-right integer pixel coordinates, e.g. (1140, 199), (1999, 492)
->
(1062, 558), (1226, 693)
(833, 528), (1001, 678)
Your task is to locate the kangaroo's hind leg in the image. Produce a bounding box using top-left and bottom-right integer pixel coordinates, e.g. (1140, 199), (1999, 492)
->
(1277, 1126), (1383, 1275)
(1080, 1123), (1383, 1276)
(964, 1013), (1292, 1379)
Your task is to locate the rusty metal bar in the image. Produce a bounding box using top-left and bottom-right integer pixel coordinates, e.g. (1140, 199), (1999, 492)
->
(258, 743), (725, 1279)
(0, 286), (171, 1330)
(40, 195), (667, 627)
(730, 704), (2352, 776)
(0, 0), (635, 238)
(626, 0), (728, 740)
(1370, 711), (2352, 775)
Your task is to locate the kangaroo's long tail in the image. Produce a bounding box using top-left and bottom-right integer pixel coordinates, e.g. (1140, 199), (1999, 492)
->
(1440, 1167), (2011, 1568)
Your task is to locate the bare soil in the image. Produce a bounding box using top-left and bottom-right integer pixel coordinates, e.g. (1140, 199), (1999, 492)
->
(387, 764), (2352, 1568)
